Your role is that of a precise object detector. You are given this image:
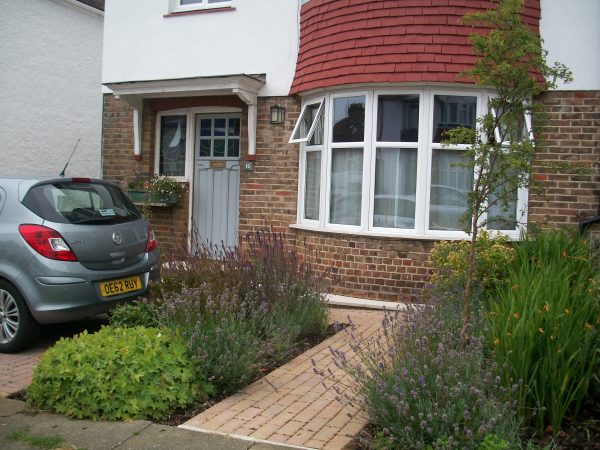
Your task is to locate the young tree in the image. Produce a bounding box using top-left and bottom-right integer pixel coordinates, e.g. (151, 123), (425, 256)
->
(443, 0), (572, 346)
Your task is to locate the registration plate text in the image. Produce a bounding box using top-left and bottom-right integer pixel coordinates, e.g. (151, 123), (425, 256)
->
(100, 276), (142, 298)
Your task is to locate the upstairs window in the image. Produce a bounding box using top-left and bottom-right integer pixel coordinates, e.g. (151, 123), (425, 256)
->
(170, 0), (232, 13)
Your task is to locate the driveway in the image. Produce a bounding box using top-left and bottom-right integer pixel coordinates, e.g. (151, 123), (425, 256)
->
(0, 315), (108, 397)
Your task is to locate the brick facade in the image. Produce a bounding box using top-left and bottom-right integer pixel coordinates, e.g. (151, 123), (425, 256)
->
(528, 91), (600, 226)
(102, 89), (599, 303)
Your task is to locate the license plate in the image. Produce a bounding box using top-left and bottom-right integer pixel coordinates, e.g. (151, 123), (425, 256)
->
(99, 276), (142, 298)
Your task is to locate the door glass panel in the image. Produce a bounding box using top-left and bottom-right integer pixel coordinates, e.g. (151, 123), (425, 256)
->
(330, 148), (363, 225)
(159, 115), (186, 177)
(214, 119), (226, 136)
(304, 151), (321, 220)
(429, 149), (473, 231)
(199, 139), (211, 157)
(432, 95), (476, 143)
(227, 140), (239, 157)
(333, 96), (365, 143)
(213, 139), (225, 157)
(377, 95), (419, 142)
(374, 148), (417, 228)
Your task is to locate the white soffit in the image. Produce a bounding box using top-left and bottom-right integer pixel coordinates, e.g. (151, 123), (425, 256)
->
(104, 74), (266, 105)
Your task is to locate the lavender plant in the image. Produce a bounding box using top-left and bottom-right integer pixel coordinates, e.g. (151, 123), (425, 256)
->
(319, 301), (520, 449)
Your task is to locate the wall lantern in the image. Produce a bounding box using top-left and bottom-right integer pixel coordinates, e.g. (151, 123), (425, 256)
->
(270, 105), (285, 124)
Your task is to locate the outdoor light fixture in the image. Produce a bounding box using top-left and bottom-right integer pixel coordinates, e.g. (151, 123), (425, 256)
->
(270, 105), (285, 124)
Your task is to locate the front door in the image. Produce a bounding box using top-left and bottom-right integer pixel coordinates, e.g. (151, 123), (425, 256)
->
(192, 114), (241, 249)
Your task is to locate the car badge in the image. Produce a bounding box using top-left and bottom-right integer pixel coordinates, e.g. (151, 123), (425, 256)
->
(112, 232), (123, 245)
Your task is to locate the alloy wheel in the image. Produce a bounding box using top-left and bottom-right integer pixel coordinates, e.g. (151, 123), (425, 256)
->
(0, 288), (20, 344)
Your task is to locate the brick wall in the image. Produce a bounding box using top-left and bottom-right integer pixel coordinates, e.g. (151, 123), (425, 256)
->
(529, 91), (600, 226)
(103, 90), (600, 303)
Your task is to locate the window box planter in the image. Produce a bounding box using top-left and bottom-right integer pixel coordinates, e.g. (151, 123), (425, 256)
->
(127, 190), (148, 203)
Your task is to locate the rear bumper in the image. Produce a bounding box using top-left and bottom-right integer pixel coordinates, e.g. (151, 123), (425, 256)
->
(15, 251), (161, 324)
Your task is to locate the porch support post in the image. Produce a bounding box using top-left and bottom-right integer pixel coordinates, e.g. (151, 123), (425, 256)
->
(234, 89), (258, 160)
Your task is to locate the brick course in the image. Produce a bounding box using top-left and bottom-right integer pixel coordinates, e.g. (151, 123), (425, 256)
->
(102, 89), (599, 303)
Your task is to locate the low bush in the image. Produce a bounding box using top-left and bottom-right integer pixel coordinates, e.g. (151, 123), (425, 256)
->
(27, 326), (199, 420)
(429, 231), (514, 299)
(158, 285), (261, 394)
(149, 228), (329, 395)
(321, 301), (520, 449)
(109, 299), (159, 328)
(487, 230), (600, 434)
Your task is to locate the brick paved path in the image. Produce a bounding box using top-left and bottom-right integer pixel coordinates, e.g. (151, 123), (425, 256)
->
(0, 348), (44, 397)
(182, 308), (385, 450)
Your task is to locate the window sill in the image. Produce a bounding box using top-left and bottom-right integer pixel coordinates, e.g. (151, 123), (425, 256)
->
(289, 223), (521, 241)
(164, 6), (235, 17)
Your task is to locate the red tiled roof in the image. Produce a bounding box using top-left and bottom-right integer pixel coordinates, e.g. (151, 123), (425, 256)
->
(290, 0), (541, 95)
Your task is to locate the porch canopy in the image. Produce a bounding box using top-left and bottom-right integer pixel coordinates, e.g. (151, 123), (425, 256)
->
(104, 74), (266, 159)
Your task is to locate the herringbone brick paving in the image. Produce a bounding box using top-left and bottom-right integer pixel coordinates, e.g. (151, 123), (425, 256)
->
(182, 308), (385, 450)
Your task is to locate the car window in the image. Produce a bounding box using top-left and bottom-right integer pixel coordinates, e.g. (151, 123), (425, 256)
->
(23, 181), (141, 224)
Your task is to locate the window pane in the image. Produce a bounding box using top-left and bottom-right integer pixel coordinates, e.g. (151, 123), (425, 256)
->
(429, 149), (472, 231)
(308, 108), (324, 146)
(214, 139), (225, 157)
(333, 96), (365, 143)
(159, 115), (186, 177)
(487, 181), (518, 230)
(200, 119), (212, 137)
(377, 95), (419, 142)
(374, 148), (417, 228)
(494, 106), (529, 143)
(228, 118), (240, 137)
(291, 102), (321, 141)
(227, 140), (239, 157)
(304, 151), (321, 220)
(199, 139), (211, 157)
(180, 0), (202, 4)
(330, 148), (363, 225)
(214, 118), (226, 136)
(432, 95), (476, 143)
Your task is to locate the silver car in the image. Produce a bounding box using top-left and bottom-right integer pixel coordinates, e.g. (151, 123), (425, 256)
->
(0, 176), (161, 352)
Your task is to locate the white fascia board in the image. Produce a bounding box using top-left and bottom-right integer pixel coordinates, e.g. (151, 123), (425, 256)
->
(104, 74), (266, 100)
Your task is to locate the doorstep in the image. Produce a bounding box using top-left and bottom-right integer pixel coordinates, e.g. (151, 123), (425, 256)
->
(181, 308), (386, 450)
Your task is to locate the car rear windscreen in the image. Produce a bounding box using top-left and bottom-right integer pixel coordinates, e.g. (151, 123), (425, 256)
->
(22, 181), (141, 224)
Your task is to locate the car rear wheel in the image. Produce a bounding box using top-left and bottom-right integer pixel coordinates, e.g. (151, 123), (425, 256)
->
(0, 280), (40, 353)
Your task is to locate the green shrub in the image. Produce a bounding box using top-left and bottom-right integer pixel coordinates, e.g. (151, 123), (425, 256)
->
(488, 230), (600, 434)
(158, 285), (262, 394)
(109, 299), (159, 328)
(322, 301), (520, 449)
(153, 229), (330, 395)
(28, 326), (199, 420)
(429, 231), (514, 298)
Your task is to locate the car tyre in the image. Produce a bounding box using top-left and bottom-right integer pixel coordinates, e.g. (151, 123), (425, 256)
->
(0, 280), (40, 353)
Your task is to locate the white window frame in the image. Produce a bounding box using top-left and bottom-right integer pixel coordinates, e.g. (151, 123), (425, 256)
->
(292, 88), (529, 240)
(289, 99), (325, 144)
(297, 96), (326, 226)
(154, 107), (242, 182)
(169, 0), (233, 13)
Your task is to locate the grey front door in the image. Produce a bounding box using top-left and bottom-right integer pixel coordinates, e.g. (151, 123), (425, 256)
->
(192, 114), (241, 249)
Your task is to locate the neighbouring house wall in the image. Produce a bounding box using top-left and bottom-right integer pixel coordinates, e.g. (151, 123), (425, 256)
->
(102, 0), (300, 97)
(0, 0), (103, 177)
(540, 0), (600, 91)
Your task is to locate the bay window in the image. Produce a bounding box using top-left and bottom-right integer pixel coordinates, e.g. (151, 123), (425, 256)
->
(292, 88), (528, 239)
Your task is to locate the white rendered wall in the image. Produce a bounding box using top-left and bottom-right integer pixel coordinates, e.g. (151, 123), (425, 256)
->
(0, 0), (104, 177)
(102, 0), (300, 97)
(540, 0), (600, 90)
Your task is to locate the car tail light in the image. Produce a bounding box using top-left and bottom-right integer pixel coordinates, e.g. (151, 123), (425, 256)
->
(18, 224), (78, 261)
(145, 224), (157, 253)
